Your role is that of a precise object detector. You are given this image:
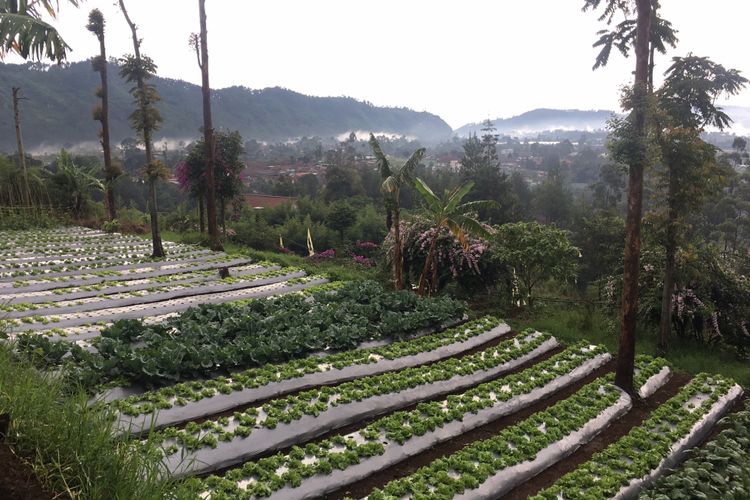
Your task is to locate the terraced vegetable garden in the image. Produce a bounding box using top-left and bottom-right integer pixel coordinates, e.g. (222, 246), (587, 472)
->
(0, 227), (745, 499)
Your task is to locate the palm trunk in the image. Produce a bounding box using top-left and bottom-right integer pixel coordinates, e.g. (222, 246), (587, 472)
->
(199, 0), (223, 251)
(615, 0), (651, 397)
(393, 202), (402, 290)
(12, 87), (30, 207)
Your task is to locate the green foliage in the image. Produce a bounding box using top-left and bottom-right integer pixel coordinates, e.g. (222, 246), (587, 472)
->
(641, 409), (750, 499)
(49, 149), (104, 217)
(534, 373), (737, 499)
(0, 344), (173, 498)
(118, 54), (163, 137)
(0, 0), (80, 62)
(325, 200), (357, 239)
(17, 281), (465, 389)
(412, 178), (496, 295)
(494, 221), (580, 306)
(180, 130), (244, 212)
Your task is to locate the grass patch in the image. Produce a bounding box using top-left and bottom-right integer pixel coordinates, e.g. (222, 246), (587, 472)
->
(508, 303), (750, 388)
(0, 344), (176, 499)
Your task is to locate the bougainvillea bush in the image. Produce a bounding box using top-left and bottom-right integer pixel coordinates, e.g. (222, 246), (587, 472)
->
(384, 218), (501, 295)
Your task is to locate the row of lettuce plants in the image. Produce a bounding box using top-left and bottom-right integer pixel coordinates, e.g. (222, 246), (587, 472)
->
(4, 262), (276, 301)
(6, 253), (249, 289)
(0, 241), (198, 269)
(173, 343), (633, 499)
(0, 267), (299, 315)
(15, 281), (465, 389)
(640, 409), (750, 499)
(532, 373), (739, 499)
(362, 357), (669, 500)
(0, 228), (143, 249)
(0, 246), (211, 278)
(109, 316), (505, 417)
(8, 274), (326, 332)
(150, 329), (553, 455)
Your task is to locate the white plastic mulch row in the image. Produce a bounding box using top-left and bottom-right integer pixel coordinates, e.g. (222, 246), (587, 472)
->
(162, 333), (560, 477)
(113, 322), (512, 434)
(612, 384), (744, 499)
(0, 256), (253, 292)
(2, 266), (293, 318)
(0, 264), (277, 305)
(10, 276), (327, 333)
(0, 249), (221, 282)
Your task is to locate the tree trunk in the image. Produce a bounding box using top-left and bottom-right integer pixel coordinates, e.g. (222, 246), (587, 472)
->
(392, 202), (402, 290)
(418, 234), (439, 297)
(658, 173), (678, 355)
(199, 194), (205, 233)
(119, 0), (164, 257)
(148, 179), (164, 257)
(96, 25), (116, 220)
(198, 0), (223, 251)
(220, 198), (226, 236)
(615, 0), (651, 397)
(11, 87), (30, 208)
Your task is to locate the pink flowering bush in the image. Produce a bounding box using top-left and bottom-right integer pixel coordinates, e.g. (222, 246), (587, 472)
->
(384, 218), (499, 294)
(352, 254), (374, 267)
(306, 249), (336, 261)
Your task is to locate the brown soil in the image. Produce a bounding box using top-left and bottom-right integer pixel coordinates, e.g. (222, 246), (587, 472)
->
(327, 356), (615, 499)
(0, 440), (57, 500)
(504, 371), (692, 499)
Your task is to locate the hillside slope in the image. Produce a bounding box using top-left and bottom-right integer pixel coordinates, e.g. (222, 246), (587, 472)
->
(0, 62), (452, 151)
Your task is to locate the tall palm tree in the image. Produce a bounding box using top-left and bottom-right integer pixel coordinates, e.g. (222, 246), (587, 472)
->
(0, 0), (79, 62)
(87, 8), (120, 221)
(118, 0), (165, 258)
(369, 133), (424, 290)
(583, 0), (653, 396)
(412, 178), (495, 297)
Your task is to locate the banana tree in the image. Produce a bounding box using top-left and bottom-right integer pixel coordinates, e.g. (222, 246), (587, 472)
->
(0, 0), (79, 61)
(412, 178), (495, 297)
(369, 133), (425, 290)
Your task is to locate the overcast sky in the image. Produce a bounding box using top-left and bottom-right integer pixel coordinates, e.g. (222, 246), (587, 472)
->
(10, 0), (750, 129)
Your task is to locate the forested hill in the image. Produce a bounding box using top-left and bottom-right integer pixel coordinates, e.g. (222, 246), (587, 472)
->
(0, 62), (452, 151)
(455, 108), (615, 137)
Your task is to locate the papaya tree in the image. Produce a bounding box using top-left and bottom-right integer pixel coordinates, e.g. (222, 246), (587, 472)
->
(654, 55), (747, 353)
(118, 0), (165, 257)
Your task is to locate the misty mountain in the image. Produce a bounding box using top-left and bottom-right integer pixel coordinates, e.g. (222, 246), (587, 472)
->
(455, 109), (617, 137)
(0, 62), (452, 152)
